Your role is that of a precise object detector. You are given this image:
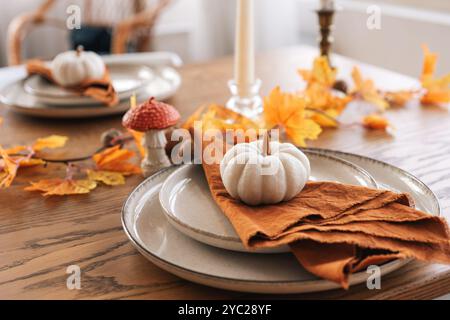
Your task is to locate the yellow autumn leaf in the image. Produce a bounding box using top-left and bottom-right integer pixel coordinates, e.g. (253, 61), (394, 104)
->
(93, 145), (141, 175)
(33, 135), (68, 151)
(307, 84), (351, 112)
(352, 67), (389, 111)
(87, 170), (125, 186)
(0, 146), (20, 188)
(299, 56), (337, 87)
(181, 104), (260, 132)
(307, 108), (340, 128)
(264, 87), (322, 146)
(25, 178), (97, 196)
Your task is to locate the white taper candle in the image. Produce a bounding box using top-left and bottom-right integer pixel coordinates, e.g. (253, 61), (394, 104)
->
(234, 0), (255, 97)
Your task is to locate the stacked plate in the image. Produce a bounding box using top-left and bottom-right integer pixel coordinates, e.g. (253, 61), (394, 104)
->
(121, 149), (440, 294)
(0, 53), (182, 118)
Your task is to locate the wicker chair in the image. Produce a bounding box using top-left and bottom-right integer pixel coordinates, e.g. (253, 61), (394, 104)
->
(7, 0), (171, 65)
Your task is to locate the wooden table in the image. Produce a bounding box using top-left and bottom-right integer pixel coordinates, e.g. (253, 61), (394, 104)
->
(0, 46), (449, 300)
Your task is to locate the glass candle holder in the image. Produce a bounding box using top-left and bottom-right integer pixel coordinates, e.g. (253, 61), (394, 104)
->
(226, 79), (263, 119)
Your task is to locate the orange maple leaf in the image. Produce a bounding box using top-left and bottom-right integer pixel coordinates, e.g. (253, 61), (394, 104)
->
(25, 178), (97, 196)
(352, 67), (389, 110)
(93, 145), (141, 175)
(0, 146), (20, 188)
(420, 45), (450, 105)
(264, 87), (322, 146)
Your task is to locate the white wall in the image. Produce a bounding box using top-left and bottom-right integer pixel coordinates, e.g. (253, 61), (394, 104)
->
(333, 0), (450, 77)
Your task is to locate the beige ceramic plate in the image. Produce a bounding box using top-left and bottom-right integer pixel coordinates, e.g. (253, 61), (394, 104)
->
(0, 66), (181, 118)
(121, 149), (440, 294)
(159, 151), (378, 253)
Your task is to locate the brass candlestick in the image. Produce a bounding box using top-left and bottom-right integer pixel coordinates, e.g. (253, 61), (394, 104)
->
(316, 9), (335, 65)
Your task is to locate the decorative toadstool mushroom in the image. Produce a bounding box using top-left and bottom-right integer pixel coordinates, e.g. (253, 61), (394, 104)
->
(122, 97), (180, 177)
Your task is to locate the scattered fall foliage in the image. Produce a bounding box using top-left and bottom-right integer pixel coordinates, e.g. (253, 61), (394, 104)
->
(420, 45), (450, 105)
(93, 145), (141, 175)
(0, 146), (19, 188)
(1, 132), (141, 196)
(351, 66), (389, 111)
(87, 170), (125, 186)
(25, 178), (97, 196)
(263, 87), (322, 146)
(299, 56), (351, 128)
(2, 44), (449, 198)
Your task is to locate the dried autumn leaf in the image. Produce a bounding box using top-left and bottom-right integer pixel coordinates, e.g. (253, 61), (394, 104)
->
(264, 87), (322, 146)
(93, 145), (141, 175)
(5, 145), (28, 154)
(33, 135), (68, 151)
(299, 56), (337, 87)
(126, 94), (146, 158)
(307, 108), (340, 128)
(420, 45), (450, 105)
(352, 67), (389, 110)
(25, 178), (97, 196)
(298, 57), (352, 127)
(0, 146), (20, 188)
(87, 170), (125, 186)
(15, 158), (46, 167)
(362, 114), (392, 131)
(181, 104), (260, 133)
(384, 90), (415, 107)
(181, 105), (207, 130)
(129, 129), (145, 157)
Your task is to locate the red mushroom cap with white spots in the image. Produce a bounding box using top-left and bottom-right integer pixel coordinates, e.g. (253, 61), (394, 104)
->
(122, 97), (180, 132)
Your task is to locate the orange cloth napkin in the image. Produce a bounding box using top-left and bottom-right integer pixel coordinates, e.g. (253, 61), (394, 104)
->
(26, 59), (119, 107)
(202, 156), (450, 288)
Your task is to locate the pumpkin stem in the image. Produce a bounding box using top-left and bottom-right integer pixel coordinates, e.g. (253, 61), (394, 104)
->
(76, 45), (84, 56)
(262, 130), (271, 156)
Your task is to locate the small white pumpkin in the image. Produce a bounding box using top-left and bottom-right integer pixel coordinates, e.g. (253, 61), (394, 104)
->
(220, 134), (310, 206)
(51, 46), (106, 87)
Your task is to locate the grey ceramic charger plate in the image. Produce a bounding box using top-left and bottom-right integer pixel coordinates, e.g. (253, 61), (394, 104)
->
(159, 151), (378, 253)
(121, 149), (440, 294)
(0, 64), (181, 118)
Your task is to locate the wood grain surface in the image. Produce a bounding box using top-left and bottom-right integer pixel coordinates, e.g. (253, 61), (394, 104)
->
(0, 46), (449, 300)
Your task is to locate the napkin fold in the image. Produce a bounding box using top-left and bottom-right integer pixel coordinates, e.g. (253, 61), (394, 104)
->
(201, 153), (450, 288)
(26, 59), (119, 107)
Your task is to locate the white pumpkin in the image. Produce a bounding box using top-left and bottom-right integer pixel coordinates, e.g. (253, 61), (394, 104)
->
(220, 136), (310, 206)
(51, 46), (106, 87)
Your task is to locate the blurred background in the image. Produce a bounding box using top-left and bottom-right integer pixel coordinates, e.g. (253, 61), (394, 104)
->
(0, 0), (449, 76)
